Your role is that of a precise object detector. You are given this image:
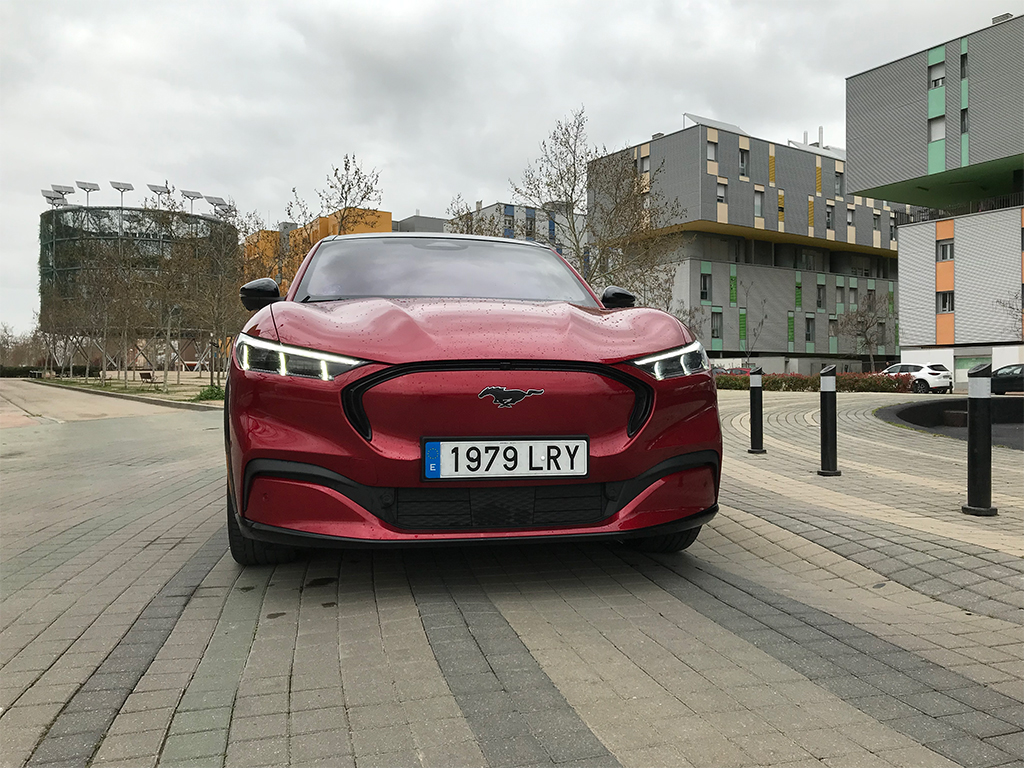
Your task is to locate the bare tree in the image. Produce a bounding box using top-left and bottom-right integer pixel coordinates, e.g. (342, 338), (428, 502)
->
(512, 107), (683, 307)
(444, 195), (504, 236)
(671, 303), (708, 340)
(739, 280), (769, 364)
(0, 322), (14, 370)
(995, 287), (1023, 341)
(837, 290), (896, 371)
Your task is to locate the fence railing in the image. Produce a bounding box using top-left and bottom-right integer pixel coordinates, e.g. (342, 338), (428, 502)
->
(894, 192), (1023, 226)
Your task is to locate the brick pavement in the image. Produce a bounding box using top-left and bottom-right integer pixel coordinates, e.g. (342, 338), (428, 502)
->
(0, 388), (1021, 767)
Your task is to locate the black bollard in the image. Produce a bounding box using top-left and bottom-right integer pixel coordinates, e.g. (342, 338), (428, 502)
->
(962, 363), (997, 516)
(818, 365), (841, 477)
(748, 367), (766, 454)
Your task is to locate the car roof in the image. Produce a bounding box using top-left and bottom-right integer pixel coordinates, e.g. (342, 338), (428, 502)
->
(319, 231), (555, 251)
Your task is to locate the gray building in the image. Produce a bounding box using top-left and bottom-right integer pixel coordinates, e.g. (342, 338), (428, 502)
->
(846, 14), (1023, 384)
(613, 114), (909, 372)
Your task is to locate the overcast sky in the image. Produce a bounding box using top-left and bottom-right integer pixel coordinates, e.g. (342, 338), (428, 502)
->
(1, 0), (1018, 333)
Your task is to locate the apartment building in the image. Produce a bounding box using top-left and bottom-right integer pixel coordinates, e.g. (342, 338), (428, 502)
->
(610, 115), (910, 372)
(846, 14), (1023, 384)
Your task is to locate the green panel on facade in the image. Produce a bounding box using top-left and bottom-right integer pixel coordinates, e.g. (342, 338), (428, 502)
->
(928, 140), (946, 174)
(817, 273), (826, 285)
(739, 309), (747, 340)
(787, 313), (794, 343)
(701, 261), (712, 274)
(961, 37), (968, 54)
(836, 276), (844, 286)
(711, 339), (723, 352)
(961, 78), (968, 107)
(795, 284), (801, 308)
(927, 86), (945, 118)
(867, 279), (875, 290)
(729, 264), (737, 276)
(788, 341), (795, 353)
(928, 45), (945, 65)
(889, 290), (895, 313)
(850, 303), (858, 312)
(805, 342), (815, 354)
(961, 133), (969, 166)
(877, 345), (886, 356)
(836, 303), (844, 315)
(849, 277), (858, 288)
(729, 274), (737, 306)
(829, 337), (838, 354)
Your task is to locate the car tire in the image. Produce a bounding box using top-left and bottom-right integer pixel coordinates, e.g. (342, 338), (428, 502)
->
(912, 379), (930, 394)
(227, 489), (300, 566)
(625, 526), (701, 553)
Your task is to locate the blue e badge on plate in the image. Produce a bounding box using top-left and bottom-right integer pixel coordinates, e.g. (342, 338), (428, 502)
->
(424, 441), (441, 479)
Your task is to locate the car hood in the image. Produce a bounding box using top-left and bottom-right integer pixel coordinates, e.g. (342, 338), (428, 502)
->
(263, 298), (691, 365)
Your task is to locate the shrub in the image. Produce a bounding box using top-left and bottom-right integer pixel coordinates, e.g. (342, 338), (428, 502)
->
(192, 385), (225, 401)
(713, 372), (913, 393)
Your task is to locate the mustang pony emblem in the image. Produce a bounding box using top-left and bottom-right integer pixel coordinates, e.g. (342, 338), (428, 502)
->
(478, 386), (544, 408)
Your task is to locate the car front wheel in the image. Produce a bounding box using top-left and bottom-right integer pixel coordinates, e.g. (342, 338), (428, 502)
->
(227, 488), (300, 566)
(912, 379), (930, 394)
(625, 526), (701, 553)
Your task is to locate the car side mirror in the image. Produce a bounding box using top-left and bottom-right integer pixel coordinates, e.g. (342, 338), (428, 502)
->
(601, 286), (636, 309)
(240, 278), (282, 311)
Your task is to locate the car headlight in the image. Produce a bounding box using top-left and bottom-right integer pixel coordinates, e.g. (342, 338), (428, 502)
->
(628, 341), (710, 381)
(235, 334), (367, 381)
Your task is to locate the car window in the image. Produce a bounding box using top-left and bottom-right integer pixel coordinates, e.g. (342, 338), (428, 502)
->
(996, 364), (1022, 376)
(295, 237), (599, 306)
(882, 365), (899, 374)
(905, 365), (922, 373)
(927, 364), (949, 371)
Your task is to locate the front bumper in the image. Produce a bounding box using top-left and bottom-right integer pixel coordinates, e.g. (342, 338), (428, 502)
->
(233, 451), (719, 548)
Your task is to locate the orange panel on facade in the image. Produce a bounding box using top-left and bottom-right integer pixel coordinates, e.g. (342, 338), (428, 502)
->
(935, 260), (955, 292)
(936, 313), (954, 345)
(935, 219), (954, 240)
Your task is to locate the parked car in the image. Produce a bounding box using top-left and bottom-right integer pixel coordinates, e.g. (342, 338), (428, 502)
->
(991, 363), (1024, 395)
(725, 367), (751, 375)
(880, 362), (953, 393)
(226, 233), (722, 565)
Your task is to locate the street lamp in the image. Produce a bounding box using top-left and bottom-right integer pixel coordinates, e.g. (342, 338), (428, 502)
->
(147, 183), (170, 209)
(76, 181), (100, 206)
(181, 189), (203, 215)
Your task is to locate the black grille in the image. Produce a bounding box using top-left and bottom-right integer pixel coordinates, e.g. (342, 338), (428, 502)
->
(394, 484), (607, 530)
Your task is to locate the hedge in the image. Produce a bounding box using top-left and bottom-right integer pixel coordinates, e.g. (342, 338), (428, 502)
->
(715, 372), (913, 393)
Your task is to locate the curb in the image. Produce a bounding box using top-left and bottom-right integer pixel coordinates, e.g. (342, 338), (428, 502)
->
(27, 378), (223, 412)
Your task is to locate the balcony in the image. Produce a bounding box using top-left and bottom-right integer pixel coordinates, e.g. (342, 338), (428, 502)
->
(894, 191), (1023, 225)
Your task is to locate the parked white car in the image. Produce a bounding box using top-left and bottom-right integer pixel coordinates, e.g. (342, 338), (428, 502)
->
(881, 363), (953, 393)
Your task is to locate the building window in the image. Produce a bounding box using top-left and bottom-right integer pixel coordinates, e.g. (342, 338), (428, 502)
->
(707, 141), (718, 161)
(754, 190), (763, 218)
(873, 213), (881, 231)
(548, 214), (556, 241)
(936, 240), (954, 261)
(739, 148), (749, 176)
(640, 155), (650, 173)
(836, 286), (845, 304)
(929, 116), (945, 142)
(716, 183), (727, 204)
(778, 191), (785, 221)
(960, 52), (968, 79)
(817, 285), (826, 309)
(829, 318), (838, 337)
(936, 291), (954, 313)
(805, 316), (815, 342)
(928, 61), (945, 88)
(504, 214), (515, 231)
(835, 172), (844, 197)
(700, 273), (712, 302)
(849, 287), (858, 305)
(711, 311), (723, 339)
(525, 218), (535, 238)
(960, 108), (968, 134)
(826, 204), (834, 230)
(846, 209), (853, 226)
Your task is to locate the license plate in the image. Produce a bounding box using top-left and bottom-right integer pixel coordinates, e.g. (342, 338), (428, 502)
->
(423, 438), (588, 480)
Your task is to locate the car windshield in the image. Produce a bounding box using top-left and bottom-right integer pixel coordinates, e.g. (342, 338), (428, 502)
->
(927, 364), (949, 371)
(294, 237), (599, 307)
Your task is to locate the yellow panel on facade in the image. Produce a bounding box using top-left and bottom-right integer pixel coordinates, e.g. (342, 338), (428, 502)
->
(873, 231), (881, 248)
(707, 127), (718, 142)
(890, 240), (898, 250)
(854, 196), (863, 205)
(847, 227), (856, 244)
(768, 155), (776, 184)
(827, 230), (835, 241)
(640, 143), (650, 158)
(707, 160), (718, 176)
(808, 197), (814, 224)
(778, 221), (785, 233)
(738, 136), (750, 150)
(754, 183), (765, 192)
(835, 160), (845, 173)
(755, 217), (764, 230)
(936, 313), (955, 345)
(815, 166), (822, 193)
(717, 203), (728, 223)
(866, 197), (874, 207)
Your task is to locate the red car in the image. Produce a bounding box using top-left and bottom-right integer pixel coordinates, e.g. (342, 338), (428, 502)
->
(226, 233), (721, 564)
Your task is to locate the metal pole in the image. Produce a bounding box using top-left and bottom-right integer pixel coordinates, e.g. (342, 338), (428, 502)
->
(818, 365), (841, 476)
(748, 366), (766, 454)
(962, 363), (997, 516)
